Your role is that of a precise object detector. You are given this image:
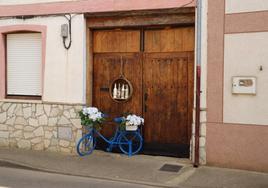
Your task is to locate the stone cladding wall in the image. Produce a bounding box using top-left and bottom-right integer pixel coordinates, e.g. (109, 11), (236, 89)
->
(0, 102), (82, 153)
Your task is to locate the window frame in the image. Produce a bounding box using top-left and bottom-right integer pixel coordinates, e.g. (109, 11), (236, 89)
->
(0, 25), (46, 101)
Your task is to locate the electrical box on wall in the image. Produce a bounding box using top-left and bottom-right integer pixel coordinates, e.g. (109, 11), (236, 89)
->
(61, 24), (68, 38)
(232, 76), (256, 95)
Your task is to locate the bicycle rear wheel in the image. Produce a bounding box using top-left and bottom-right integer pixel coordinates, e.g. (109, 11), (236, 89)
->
(118, 131), (143, 156)
(76, 130), (96, 156)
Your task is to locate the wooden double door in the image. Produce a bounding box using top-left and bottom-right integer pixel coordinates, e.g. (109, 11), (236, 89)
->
(92, 27), (194, 157)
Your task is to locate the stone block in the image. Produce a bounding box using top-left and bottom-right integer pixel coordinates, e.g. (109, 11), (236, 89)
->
(7, 104), (16, 116)
(14, 124), (23, 130)
(44, 139), (50, 148)
(44, 105), (51, 116)
(10, 130), (22, 138)
(75, 130), (82, 143)
(18, 140), (31, 149)
(64, 105), (73, 110)
(0, 131), (9, 138)
(59, 140), (70, 148)
(38, 115), (48, 126)
(24, 126), (35, 132)
(6, 116), (15, 125)
(33, 127), (44, 137)
(50, 138), (58, 146)
(23, 107), (32, 119)
(15, 117), (27, 125)
(58, 127), (72, 140)
(50, 107), (61, 117)
(0, 112), (7, 123)
(8, 126), (15, 131)
(2, 103), (11, 111)
(63, 111), (71, 119)
(58, 116), (70, 125)
(74, 106), (82, 112)
(14, 104), (23, 116)
(48, 117), (58, 126)
(31, 104), (36, 113)
(199, 136), (206, 147)
(69, 108), (77, 118)
(29, 118), (39, 127)
(45, 131), (53, 139)
(70, 119), (81, 129)
(24, 132), (35, 139)
(31, 137), (42, 144)
(200, 111), (207, 123)
(36, 104), (44, 116)
(199, 147), (206, 164)
(200, 123), (206, 137)
(32, 143), (44, 150)
(53, 131), (57, 138)
(0, 124), (8, 131)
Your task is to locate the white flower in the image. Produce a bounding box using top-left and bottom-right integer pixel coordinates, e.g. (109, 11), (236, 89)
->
(126, 114), (144, 126)
(82, 107), (103, 122)
(87, 107), (98, 114)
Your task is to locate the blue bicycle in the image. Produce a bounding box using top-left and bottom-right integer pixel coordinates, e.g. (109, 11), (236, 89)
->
(76, 117), (143, 157)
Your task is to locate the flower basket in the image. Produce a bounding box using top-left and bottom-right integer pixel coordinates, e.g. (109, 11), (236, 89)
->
(125, 124), (138, 131)
(120, 114), (144, 131)
(79, 107), (105, 131)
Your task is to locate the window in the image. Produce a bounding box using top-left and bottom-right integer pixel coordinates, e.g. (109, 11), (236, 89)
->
(6, 33), (42, 99)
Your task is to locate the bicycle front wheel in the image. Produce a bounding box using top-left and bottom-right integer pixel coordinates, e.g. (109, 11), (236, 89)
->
(76, 130), (96, 156)
(118, 131), (143, 156)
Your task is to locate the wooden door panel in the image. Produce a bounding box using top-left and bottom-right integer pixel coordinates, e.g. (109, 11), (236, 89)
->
(143, 52), (193, 145)
(144, 27), (195, 52)
(93, 30), (140, 53)
(93, 53), (142, 137)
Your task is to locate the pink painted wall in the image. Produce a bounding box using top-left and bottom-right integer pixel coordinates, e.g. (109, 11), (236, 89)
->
(0, 0), (195, 17)
(0, 25), (47, 100)
(207, 0), (268, 172)
(206, 123), (268, 172)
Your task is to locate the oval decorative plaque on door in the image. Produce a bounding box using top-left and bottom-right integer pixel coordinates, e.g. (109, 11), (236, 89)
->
(110, 76), (133, 102)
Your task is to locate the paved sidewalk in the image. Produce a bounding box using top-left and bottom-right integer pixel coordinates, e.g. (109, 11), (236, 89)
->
(0, 148), (267, 188)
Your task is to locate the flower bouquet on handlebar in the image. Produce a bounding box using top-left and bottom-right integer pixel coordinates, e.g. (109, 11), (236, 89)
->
(79, 107), (106, 131)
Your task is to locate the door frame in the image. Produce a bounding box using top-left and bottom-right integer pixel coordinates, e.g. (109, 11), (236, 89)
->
(85, 8), (195, 157)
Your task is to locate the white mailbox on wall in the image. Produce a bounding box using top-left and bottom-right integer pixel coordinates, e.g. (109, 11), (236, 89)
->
(232, 77), (257, 95)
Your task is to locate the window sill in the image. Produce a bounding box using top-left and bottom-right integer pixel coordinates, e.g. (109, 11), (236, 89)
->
(0, 98), (43, 104)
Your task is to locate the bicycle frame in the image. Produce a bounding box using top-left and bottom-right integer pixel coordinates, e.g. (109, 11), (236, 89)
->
(93, 126), (122, 145)
(90, 126), (139, 156)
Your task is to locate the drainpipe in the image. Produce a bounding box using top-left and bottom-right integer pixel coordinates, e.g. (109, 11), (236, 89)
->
(194, 0), (202, 168)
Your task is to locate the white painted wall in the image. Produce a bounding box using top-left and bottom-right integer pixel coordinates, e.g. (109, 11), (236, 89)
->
(226, 0), (268, 14)
(0, 14), (86, 104)
(0, 0), (77, 5)
(224, 32), (268, 125)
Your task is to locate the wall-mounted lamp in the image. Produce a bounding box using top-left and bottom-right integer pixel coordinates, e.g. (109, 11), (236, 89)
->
(61, 14), (72, 50)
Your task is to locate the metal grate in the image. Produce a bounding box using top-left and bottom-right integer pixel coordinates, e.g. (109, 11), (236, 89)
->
(159, 164), (183, 173)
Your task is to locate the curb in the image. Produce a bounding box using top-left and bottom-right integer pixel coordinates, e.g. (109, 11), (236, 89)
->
(0, 158), (178, 188)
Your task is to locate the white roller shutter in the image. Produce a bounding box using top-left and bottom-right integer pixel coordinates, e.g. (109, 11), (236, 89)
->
(7, 33), (42, 96)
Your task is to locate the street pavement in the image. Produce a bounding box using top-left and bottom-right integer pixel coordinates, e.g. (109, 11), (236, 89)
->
(0, 166), (154, 188)
(0, 148), (267, 188)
